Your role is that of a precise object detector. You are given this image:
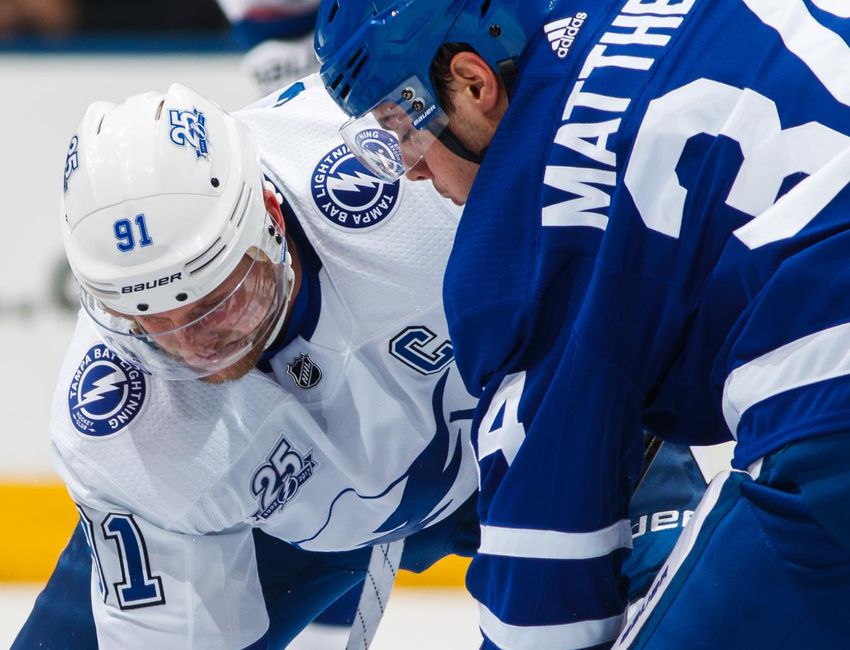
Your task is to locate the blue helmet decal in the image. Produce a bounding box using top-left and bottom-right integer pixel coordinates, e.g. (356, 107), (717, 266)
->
(168, 108), (209, 159)
(64, 135), (80, 193)
(68, 344), (147, 437)
(311, 130), (402, 230)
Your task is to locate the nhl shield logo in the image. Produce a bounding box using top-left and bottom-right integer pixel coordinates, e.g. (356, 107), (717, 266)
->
(286, 354), (322, 390)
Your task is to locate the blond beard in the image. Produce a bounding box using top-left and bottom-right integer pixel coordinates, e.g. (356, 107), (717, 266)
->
(200, 336), (268, 384)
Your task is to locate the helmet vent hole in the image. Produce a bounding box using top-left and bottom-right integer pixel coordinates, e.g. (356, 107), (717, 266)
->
(346, 48), (363, 69)
(330, 74), (343, 91)
(481, 0), (492, 17)
(328, 0), (339, 23)
(188, 243), (227, 276)
(232, 185), (251, 229)
(341, 83), (351, 100)
(96, 115), (105, 135)
(351, 52), (368, 80)
(186, 237), (224, 274)
(155, 100), (165, 121)
(226, 182), (247, 224)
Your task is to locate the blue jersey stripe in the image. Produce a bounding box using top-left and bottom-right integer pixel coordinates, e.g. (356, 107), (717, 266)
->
(467, 552), (630, 627)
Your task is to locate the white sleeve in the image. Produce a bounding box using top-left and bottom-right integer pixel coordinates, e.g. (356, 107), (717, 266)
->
(76, 503), (268, 650)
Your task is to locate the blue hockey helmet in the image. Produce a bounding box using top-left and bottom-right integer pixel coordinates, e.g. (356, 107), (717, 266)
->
(315, 0), (551, 180)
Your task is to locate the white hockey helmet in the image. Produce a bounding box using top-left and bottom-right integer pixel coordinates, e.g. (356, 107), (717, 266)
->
(61, 83), (293, 380)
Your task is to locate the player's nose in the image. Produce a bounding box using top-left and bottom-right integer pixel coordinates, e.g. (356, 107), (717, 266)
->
(405, 159), (433, 182)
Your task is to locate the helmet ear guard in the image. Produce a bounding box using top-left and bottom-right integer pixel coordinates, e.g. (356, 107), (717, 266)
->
(262, 182), (287, 234)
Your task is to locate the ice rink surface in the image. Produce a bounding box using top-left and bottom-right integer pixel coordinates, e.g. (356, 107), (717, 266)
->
(0, 585), (482, 649)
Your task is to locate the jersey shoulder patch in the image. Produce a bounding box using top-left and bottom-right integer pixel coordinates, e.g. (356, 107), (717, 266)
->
(67, 343), (147, 438)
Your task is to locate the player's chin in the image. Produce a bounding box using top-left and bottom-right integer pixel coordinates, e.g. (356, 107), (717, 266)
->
(200, 344), (265, 384)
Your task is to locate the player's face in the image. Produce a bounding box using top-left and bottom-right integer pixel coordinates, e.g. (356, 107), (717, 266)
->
(401, 68), (501, 205)
(135, 253), (280, 383)
(370, 99), (479, 204)
(405, 137), (480, 205)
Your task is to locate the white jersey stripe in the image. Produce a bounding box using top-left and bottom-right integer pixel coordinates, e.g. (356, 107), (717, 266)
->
(478, 520), (632, 561)
(480, 602), (624, 650)
(722, 321), (850, 437)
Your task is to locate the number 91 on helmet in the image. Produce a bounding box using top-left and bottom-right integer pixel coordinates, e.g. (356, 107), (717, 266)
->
(61, 83), (295, 382)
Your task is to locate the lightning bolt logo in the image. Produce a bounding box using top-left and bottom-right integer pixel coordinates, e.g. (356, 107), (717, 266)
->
(75, 369), (125, 411)
(68, 345), (147, 437)
(327, 171), (383, 194)
(310, 134), (401, 231)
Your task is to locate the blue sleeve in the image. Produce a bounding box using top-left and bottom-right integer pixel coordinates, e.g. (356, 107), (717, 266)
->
(12, 523), (98, 649)
(715, 197), (850, 468)
(457, 295), (645, 649)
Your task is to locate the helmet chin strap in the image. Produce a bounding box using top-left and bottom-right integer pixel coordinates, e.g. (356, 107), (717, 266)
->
(436, 126), (485, 165)
(263, 246), (296, 351)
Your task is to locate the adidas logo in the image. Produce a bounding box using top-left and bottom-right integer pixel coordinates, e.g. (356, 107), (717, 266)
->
(545, 12), (588, 59)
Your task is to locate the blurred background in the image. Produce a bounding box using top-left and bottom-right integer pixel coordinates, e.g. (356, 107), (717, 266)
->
(0, 1), (477, 646)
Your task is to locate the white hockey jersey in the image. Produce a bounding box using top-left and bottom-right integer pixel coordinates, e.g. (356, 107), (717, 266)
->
(52, 76), (477, 649)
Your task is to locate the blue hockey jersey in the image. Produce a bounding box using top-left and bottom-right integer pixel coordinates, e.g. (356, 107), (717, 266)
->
(444, 1), (850, 647)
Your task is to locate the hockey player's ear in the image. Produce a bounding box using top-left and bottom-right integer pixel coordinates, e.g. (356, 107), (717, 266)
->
(263, 187), (285, 232)
(448, 51), (505, 118)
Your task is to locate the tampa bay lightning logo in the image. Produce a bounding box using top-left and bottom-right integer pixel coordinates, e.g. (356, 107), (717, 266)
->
(168, 108), (209, 159)
(67, 344), (147, 437)
(64, 135), (79, 192)
(311, 130), (402, 230)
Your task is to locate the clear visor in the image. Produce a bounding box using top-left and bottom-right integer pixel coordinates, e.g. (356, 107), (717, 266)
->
(340, 76), (449, 182)
(82, 247), (291, 381)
